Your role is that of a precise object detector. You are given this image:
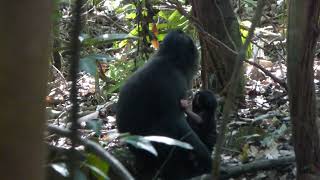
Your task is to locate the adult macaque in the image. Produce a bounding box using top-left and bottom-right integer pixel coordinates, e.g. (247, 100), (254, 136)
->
(116, 30), (211, 179)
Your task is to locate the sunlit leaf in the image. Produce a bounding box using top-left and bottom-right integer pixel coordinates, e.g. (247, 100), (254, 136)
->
(84, 153), (110, 180)
(83, 163), (109, 180)
(240, 21), (253, 58)
(121, 135), (193, 156)
(125, 12), (136, 19)
(50, 163), (69, 177)
(168, 10), (182, 22)
(158, 10), (170, 20)
(144, 136), (193, 150)
(122, 135), (158, 156)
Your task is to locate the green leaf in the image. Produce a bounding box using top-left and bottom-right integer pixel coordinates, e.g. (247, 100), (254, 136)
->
(85, 154), (110, 180)
(118, 39), (128, 48)
(168, 10), (182, 22)
(105, 79), (125, 94)
(157, 33), (166, 41)
(155, 23), (169, 30)
(85, 118), (103, 136)
(166, 10), (187, 29)
(84, 154), (110, 180)
(84, 163), (109, 180)
(240, 21), (253, 58)
(128, 26), (139, 36)
(125, 12), (136, 19)
(158, 10), (170, 20)
(80, 54), (114, 76)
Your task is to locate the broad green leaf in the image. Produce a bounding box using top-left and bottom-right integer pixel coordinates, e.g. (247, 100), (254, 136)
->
(158, 10), (170, 20)
(157, 33), (166, 41)
(125, 12), (136, 19)
(168, 10), (182, 22)
(83, 163), (109, 180)
(80, 54), (114, 76)
(129, 26), (139, 36)
(85, 118), (103, 136)
(118, 39), (128, 48)
(155, 23), (169, 30)
(85, 153), (110, 180)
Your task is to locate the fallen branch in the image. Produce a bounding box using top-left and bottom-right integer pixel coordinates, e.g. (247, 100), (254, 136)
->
(190, 156), (295, 180)
(220, 156), (295, 179)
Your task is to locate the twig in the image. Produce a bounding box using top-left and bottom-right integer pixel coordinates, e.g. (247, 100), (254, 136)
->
(212, 0), (266, 178)
(104, 14), (129, 33)
(51, 64), (68, 87)
(243, 59), (288, 91)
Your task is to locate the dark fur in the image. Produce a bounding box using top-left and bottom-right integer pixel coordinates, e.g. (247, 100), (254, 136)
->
(187, 90), (218, 152)
(116, 30), (211, 179)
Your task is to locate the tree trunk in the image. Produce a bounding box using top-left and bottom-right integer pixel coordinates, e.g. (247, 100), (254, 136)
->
(287, 0), (320, 179)
(191, 0), (243, 92)
(0, 1), (51, 180)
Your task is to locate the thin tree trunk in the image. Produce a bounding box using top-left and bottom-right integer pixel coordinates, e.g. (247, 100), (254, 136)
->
(287, 0), (320, 179)
(0, 1), (51, 180)
(191, 0), (243, 91)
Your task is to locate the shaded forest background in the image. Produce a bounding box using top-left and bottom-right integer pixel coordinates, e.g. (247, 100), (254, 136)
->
(0, 0), (319, 179)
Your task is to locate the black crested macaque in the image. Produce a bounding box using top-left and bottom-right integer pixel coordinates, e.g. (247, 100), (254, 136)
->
(182, 90), (218, 152)
(116, 30), (211, 179)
